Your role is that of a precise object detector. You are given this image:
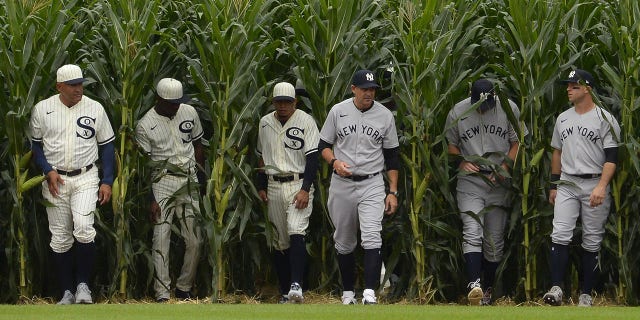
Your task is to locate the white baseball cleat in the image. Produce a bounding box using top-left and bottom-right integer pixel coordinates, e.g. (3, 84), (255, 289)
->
(578, 293), (592, 307)
(362, 289), (377, 305)
(57, 290), (75, 305)
(341, 290), (357, 305)
(288, 282), (304, 303)
(75, 282), (93, 304)
(543, 285), (563, 306)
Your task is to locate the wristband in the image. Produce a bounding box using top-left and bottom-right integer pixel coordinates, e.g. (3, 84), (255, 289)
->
(329, 158), (337, 168)
(550, 173), (560, 190)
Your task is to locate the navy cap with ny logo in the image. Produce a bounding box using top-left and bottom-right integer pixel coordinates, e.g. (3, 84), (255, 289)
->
(352, 69), (380, 89)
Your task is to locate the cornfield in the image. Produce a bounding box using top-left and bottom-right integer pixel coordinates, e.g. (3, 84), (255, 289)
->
(1, 0), (639, 305)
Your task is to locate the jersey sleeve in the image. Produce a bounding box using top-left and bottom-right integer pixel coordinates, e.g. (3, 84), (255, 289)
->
(135, 121), (152, 155)
(319, 106), (337, 144)
(304, 116), (320, 155)
(601, 111), (621, 148)
(256, 118), (265, 157)
(29, 103), (43, 142)
(444, 110), (459, 146)
(96, 105), (116, 145)
(550, 118), (562, 150)
(383, 112), (399, 148)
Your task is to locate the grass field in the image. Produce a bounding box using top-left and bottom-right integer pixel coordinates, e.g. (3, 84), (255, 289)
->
(0, 304), (636, 320)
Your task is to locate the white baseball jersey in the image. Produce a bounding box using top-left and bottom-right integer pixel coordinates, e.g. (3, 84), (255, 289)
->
(30, 94), (115, 171)
(257, 109), (319, 175)
(319, 99), (399, 175)
(445, 97), (526, 169)
(135, 104), (204, 170)
(551, 105), (620, 174)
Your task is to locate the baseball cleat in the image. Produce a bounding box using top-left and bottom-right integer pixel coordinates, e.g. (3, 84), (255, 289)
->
(480, 287), (492, 306)
(341, 291), (357, 305)
(175, 288), (193, 300)
(467, 279), (483, 306)
(287, 282), (304, 303)
(578, 293), (592, 307)
(75, 283), (93, 304)
(57, 290), (75, 305)
(543, 286), (563, 306)
(278, 295), (289, 304)
(362, 289), (377, 305)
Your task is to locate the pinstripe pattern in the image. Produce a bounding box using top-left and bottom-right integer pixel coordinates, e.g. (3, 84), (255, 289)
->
(267, 181), (314, 250)
(30, 94), (115, 171)
(29, 94), (115, 253)
(257, 109), (319, 249)
(41, 167), (99, 253)
(136, 104), (203, 169)
(257, 109), (319, 175)
(135, 103), (203, 300)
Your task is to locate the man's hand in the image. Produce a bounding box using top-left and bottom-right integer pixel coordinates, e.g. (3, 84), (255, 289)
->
(333, 160), (352, 177)
(589, 185), (606, 208)
(149, 200), (161, 223)
(459, 160), (480, 173)
(98, 184), (112, 205)
(293, 190), (310, 209)
(258, 190), (268, 203)
(384, 194), (398, 215)
(46, 170), (65, 197)
(549, 189), (557, 205)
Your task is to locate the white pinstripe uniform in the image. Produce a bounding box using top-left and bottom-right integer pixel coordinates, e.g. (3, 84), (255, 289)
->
(30, 94), (115, 253)
(136, 103), (203, 300)
(257, 109), (320, 250)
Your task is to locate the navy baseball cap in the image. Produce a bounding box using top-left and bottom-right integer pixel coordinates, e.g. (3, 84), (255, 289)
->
(559, 69), (595, 86)
(352, 69), (380, 89)
(470, 79), (496, 109)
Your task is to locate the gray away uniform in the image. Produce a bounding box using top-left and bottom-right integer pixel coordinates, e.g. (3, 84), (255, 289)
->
(320, 98), (399, 254)
(445, 97), (526, 262)
(550, 106), (620, 252)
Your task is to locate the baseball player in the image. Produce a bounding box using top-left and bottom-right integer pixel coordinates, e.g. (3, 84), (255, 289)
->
(29, 64), (115, 304)
(256, 82), (320, 303)
(318, 69), (400, 305)
(543, 69), (620, 307)
(135, 78), (204, 302)
(445, 79), (526, 305)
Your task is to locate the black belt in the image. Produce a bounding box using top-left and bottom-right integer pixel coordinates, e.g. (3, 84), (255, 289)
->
(570, 173), (601, 179)
(334, 171), (380, 182)
(478, 170), (493, 175)
(166, 167), (197, 176)
(270, 173), (302, 183)
(56, 164), (94, 177)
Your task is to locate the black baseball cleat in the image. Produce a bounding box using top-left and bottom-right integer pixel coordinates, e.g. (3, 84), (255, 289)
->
(175, 288), (193, 300)
(156, 297), (169, 303)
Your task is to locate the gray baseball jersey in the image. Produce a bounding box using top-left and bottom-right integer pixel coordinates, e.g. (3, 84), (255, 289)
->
(320, 99), (399, 174)
(445, 97), (526, 260)
(135, 104), (204, 300)
(551, 106), (620, 174)
(257, 109), (320, 250)
(30, 94), (115, 253)
(320, 98), (399, 254)
(550, 105), (620, 252)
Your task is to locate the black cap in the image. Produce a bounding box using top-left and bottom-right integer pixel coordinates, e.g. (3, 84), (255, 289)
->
(471, 79), (496, 110)
(559, 69), (595, 86)
(352, 69), (380, 89)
